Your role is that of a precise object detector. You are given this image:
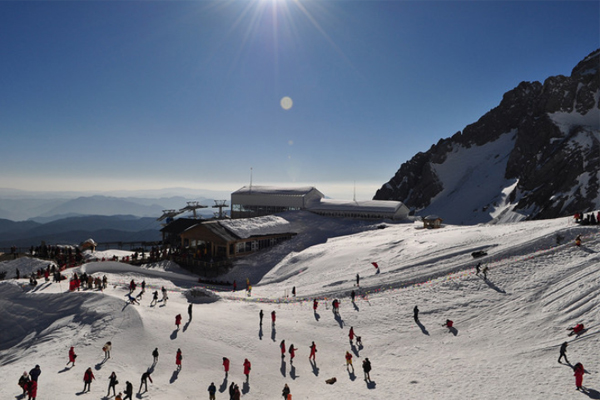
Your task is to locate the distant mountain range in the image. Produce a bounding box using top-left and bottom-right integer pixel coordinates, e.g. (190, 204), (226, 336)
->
(0, 189), (231, 249)
(375, 49), (600, 224)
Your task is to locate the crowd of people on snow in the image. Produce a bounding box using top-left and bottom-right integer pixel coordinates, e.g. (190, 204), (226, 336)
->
(574, 211), (600, 226)
(11, 244), (596, 398)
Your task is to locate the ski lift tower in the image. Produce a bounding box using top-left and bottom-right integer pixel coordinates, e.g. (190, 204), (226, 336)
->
(213, 200), (229, 219)
(157, 209), (182, 226)
(179, 201), (208, 219)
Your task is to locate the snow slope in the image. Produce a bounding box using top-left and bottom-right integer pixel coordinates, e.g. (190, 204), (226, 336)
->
(1, 212), (599, 399)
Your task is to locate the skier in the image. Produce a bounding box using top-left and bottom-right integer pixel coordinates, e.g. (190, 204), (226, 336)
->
(351, 290), (356, 303)
(568, 323), (585, 336)
(280, 340), (286, 358)
(83, 367), (95, 392)
(175, 314), (182, 330)
(282, 383), (291, 399)
(292, 286), (296, 297)
(289, 343), (298, 362)
(574, 362), (585, 390)
(356, 273), (360, 287)
(345, 351), (354, 372)
(103, 341), (112, 359)
(575, 234), (582, 246)
(129, 280), (136, 294)
(67, 346), (77, 367)
(243, 358), (251, 381)
(139, 370), (153, 393)
(362, 358), (372, 382)
(413, 306), (419, 323)
(259, 309), (264, 325)
(176, 348), (183, 370)
(313, 299), (318, 312)
(208, 382), (217, 400)
(151, 291), (159, 306)
(332, 299), (339, 315)
(29, 365), (41, 382)
(443, 319), (454, 330)
(152, 348), (159, 364)
(558, 342), (569, 364)
(271, 310), (276, 326)
(161, 286), (168, 303)
(107, 371), (118, 397)
(124, 381), (133, 400)
(18, 372), (29, 395)
(475, 262), (481, 275)
(223, 357), (230, 376)
(188, 303), (193, 320)
(309, 342), (317, 361)
(349, 326), (355, 343)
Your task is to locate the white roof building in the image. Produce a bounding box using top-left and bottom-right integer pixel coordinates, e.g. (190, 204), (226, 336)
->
(231, 185), (409, 221)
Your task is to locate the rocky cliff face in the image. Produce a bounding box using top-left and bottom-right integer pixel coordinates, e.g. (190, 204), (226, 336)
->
(375, 49), (600, 224)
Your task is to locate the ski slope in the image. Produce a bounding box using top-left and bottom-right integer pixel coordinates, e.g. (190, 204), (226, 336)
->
(1, 212), (599, 399)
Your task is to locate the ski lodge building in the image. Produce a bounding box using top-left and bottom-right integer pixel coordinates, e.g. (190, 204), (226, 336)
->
(231, 185), (409, 220)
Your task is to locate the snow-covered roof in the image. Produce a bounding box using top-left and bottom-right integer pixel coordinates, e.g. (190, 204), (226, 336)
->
(218, 215), (293, 239)
(308, 199), (407, 213)
(232, 185), (321, 197)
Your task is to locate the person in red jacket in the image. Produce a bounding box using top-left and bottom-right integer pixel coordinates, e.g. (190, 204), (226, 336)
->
(176, 349), (182, 371)
(313, 299), (318, 311)
(271, 311), (276, 326)
(243, 359), (251, 381)
(83, 367), (95, 392)
(67, 346), (77, 367)
(574, 362), (585, 390)
(26, 379), (37, 400)
(345, 351), (354, 372)
(309, 342), (317, 361)
(288, 343), (298, 362)
(222, 357), (230, 376)
(568, 324), (585, 336)
(175, 314), (182, 330)
(348, 327), (355, 343)
(280, 340), (286, 358)
(443, 319), (454, 330)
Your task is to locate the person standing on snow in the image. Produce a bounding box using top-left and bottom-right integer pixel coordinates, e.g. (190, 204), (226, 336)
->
(259, 309), (264, 325)
(413, 306), (419, 323)
(152, 348), (159, 364)
(223, 357), (230, 376)
(351, 290), (356, 303)
(151, 291), (159, 306)
(83, 367), (95, 392)
(271, 310), (276, 326)
(558, 342), (569, 364)
(362, 358), (372, 382)
(288, 344), (298, 363)
(139, 370), (153, 393)
(280, 340), (286, 358)
(282, 383), (291, 399)
(482, 266), (489, 280)
(356, 273), (360, 287)
(574, 362), (585, 390)
(292, 286), (296, 297)
(103, 342), (112, 359)
(176, 349), (183, 371)
(345, 351), (354, 372)
(313, 299), (318, 312)
(243, 358), (251, 381)
(29, 365), (41, 382)
(123, 381), (133, 400)
(175, 314), (182, 330)
(188, 303), (193, 320)
(442, 319), (454, 331)
(67, 346), (77, 367)
(349, 326), (355, 343)
(18, 372), (30, 395)
(309, 342), (317, 361)
(26, 379), (37, 400)
(475, 262), (481, 275)
(107, 371), (118, 397)
(208, 382), (217, 400)
(228, 382), (235, 400)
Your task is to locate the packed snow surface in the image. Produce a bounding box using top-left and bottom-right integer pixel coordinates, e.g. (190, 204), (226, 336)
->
(1, 211), (599, 399)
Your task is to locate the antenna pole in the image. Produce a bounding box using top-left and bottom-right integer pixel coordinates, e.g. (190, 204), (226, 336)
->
(250, 167), (253, 193)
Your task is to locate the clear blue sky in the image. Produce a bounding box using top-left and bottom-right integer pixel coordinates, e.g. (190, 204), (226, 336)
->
(1, 1), (598, 200)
